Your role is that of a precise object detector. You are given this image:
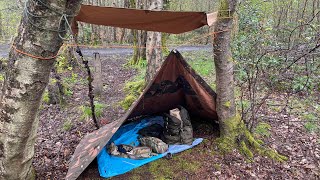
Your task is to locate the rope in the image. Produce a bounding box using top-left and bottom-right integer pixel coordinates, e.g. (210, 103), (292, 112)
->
(12, 44), (61, 60)
(11, 29), (230, 60)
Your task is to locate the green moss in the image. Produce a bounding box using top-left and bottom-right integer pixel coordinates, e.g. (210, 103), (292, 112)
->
(120, 78), (145, 110)
(124, 80), (145, 96)
(240, 140), (254, 159)
(223, 101), (231, 108)
(217, 114), (287, 162)
(219, 0), (230, 17)
(120, 95), (137, 110)
(42, 90), (50, 104)
(149, 159), (175, 179)
(0, 74), (4, 82)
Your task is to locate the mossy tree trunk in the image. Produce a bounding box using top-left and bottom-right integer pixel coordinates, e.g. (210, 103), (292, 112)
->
(0, 0), (82, 179)
(213, 0), (287, 161)
(213, 0), (237, 136)
(145, 0), (163, 82)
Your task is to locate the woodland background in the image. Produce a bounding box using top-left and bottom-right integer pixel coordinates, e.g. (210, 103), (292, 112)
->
(0, 0), (319, 179)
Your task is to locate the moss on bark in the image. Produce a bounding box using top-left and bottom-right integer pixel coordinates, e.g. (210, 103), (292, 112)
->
(216, 114), (287, 162)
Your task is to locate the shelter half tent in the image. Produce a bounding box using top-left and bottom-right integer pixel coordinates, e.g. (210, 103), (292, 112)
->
(66, 50), (218, 180)
(72, 5), (218, 34)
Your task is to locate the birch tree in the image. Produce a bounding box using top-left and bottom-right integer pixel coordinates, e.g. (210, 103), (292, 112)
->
(0, 0), (82, 179)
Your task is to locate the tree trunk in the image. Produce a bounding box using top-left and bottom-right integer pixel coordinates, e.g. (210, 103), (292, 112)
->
(0, 0), (82, 179)
(0, 12), (2, 41)
(93, 52), (103, 95)
(131, 0), (147, 64)
(213, 0), (237, 136)
(145, 0), (163, 82)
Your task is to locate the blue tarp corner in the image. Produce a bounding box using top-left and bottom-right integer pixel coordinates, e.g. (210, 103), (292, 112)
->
(97, 116), (203, 178)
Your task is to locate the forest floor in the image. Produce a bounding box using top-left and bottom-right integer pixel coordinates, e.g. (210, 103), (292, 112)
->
(0, 47), (319, 179)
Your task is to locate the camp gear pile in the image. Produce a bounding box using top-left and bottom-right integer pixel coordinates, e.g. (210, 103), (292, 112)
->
(96, 116), (203, 178)
(107, 106), (191, 160)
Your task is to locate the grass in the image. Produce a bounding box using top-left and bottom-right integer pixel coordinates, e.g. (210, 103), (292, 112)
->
(187, 51), (214, 77)
(127, 150), (201, 180)
(80, 102), (107, 120)
(120, 60), (146, 110)
(62, 119), (73, 131)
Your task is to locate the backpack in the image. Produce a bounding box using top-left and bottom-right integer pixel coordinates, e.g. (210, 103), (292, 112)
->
(138, 123), (164, 138)
(162, 106), (193, 145)
(139, 136), (168, 154)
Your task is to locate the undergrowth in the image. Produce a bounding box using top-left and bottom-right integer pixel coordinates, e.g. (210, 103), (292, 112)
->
(120, 60), (146, 110)
(80, 102), (107, 120)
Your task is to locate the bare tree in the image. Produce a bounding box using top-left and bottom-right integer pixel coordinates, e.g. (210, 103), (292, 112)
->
(0, 0), (82, 179)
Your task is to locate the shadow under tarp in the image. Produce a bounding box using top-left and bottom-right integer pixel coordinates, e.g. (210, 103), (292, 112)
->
(97, 116), (203, 178)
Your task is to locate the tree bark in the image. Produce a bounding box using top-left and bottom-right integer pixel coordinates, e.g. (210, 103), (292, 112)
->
(131, 0), (147, 64)
(213, 0), (237, 136)
(145, 0), (163, 82)
(0, 0), (82, 179)
(0, 12), (2, 41)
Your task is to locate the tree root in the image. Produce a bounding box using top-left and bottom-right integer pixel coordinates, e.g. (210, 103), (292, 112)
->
(216, 114), (287, 162)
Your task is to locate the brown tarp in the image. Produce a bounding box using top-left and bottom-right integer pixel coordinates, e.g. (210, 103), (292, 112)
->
(73, 5), (217, 34)
(66, 50), (218, 180)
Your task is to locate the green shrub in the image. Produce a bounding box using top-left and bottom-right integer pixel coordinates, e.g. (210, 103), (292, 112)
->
(80, 102), (106, 120)
(42, 90), (50, 104)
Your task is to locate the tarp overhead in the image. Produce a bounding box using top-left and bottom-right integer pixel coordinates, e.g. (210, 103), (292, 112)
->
(66, 50), (218, 180)
(73, 5), (218, 34)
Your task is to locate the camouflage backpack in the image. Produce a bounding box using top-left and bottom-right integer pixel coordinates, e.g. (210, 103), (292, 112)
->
(139, 136), (168, 154)
(162, 106), (193, 145)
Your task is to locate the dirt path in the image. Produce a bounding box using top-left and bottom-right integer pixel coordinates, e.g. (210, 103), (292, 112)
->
(0, 44), (211, 58)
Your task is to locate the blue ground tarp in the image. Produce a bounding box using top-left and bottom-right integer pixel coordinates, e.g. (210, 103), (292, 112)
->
(97, 116), (203, 178)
